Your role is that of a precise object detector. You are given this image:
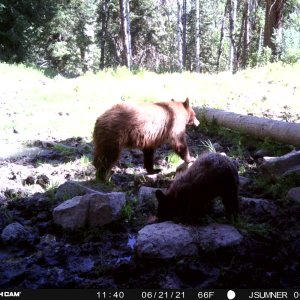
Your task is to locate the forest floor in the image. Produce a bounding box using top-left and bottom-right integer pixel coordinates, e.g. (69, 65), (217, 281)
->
(0, 62), (300, 288)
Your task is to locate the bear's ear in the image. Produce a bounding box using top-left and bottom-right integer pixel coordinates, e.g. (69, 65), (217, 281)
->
(171, 98), (175, 102)
(155, 189), (167, 203)
(183, 98), (190, 108)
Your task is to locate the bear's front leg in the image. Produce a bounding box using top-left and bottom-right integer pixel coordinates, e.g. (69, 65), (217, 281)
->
(172, 135), (194, 163)
(143, 148), (161, 174)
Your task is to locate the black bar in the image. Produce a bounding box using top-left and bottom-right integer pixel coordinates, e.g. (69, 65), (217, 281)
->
(0, 289), (299, 300)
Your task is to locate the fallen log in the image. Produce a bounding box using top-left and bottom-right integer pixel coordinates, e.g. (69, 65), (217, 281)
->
(197, 108), (300, 147)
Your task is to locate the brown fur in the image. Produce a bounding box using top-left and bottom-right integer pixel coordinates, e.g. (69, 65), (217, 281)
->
(156, 152), (239, 223)
(93, 98), (199, 179)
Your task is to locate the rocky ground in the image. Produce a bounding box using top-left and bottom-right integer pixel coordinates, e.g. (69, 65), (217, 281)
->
(1, 127), (300, 289)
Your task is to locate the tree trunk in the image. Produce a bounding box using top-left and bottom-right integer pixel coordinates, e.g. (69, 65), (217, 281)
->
(177, 0), (183, 71)
(241, 0), (250, 68)
(182, 0), (187, 68)
(216, 0), (228, 72)
(263, 0), (284, 56)
(228, 0), (237, 73)
(126, 0), (132, 66)
(195, 0), (201, 72)
(99, 0), (110, 70)
(198, 108), (300, 147)
(119, 0), (132, 68)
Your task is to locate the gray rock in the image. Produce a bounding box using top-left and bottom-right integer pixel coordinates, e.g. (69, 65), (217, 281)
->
(136, 222), (243, 259)
(67, 257), (94, 273)
(1, 222), (36, 244)
(53, 196), (89, 230)
(136, 221), (198, 259)
(138, 186), (160, 212)
(240, 197), (277, 217)
(194, 224), (243, 251)
(36, 174), (50, 189)
(55, 181), (90, 201)
(104, 192), (126, 220)
(53, 191), (126, 230)
(261, 150), (300, 178)
(239, 176), (252, 189)
(286, 187), (300, 204)
(84, 193), (113, 227)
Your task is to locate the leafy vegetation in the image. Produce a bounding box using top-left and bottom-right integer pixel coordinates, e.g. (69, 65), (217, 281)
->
(255, 173), (300, 200)
(231, 216), (272, 238)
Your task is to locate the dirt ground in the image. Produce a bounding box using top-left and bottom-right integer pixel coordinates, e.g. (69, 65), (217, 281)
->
(1, 127), (300, 289)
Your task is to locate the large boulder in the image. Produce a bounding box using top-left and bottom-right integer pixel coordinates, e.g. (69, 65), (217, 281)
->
(53, 196), (90, 230)
(135, 222), (243, 260)
(84, 192), (126, 226)
(135, 221), (198, 260)
(53, 192), (126, 230)
(55, 181), (92, 201)
(194, 223), (243, 251)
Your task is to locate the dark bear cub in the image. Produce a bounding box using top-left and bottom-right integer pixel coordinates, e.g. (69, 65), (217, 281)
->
(93, 98), (199, 179)
(155, 152), (239, 223)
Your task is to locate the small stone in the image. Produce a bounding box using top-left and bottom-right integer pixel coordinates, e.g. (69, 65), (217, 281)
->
(36, 174), (50, 189)
(240, 197), (277, 217)
(1, 222), (27, 243)
(286, 187), (300, 204)
(239, 176), (252, 189)
(1, 222), (37, 245)
(23, 175), (35, 186)
(67, 257), (94, 273)
(138, 186), (160, 213)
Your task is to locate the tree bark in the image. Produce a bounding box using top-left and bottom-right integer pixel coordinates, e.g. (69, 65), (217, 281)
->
(228, 0), (237, 73)
(198, 108), (300, 147)
(241, 0), (250, 68)
(182, 0), (187, 68)
(216, 0), (228, 72)
(195, 0), (201, 72)
(177, 0), (183, 71)
(263, 0), (284, 56)
(119, 0), (132, 68)
(99, 0), (110, 70)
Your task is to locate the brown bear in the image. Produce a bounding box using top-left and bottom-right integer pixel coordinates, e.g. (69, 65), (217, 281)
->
(93, 98), (199, 179)
(155, 152), (239, 223)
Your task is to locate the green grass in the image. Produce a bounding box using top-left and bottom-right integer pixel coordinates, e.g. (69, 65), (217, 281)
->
(166, 152), (183, 169)
(1, 61), (300, 146)
(231, 215), (272, 238)
(254, 173), (300, 200)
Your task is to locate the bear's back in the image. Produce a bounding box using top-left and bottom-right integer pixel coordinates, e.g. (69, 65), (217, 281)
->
(95, 101), (189, 148)
(168, 152), (238, 196)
